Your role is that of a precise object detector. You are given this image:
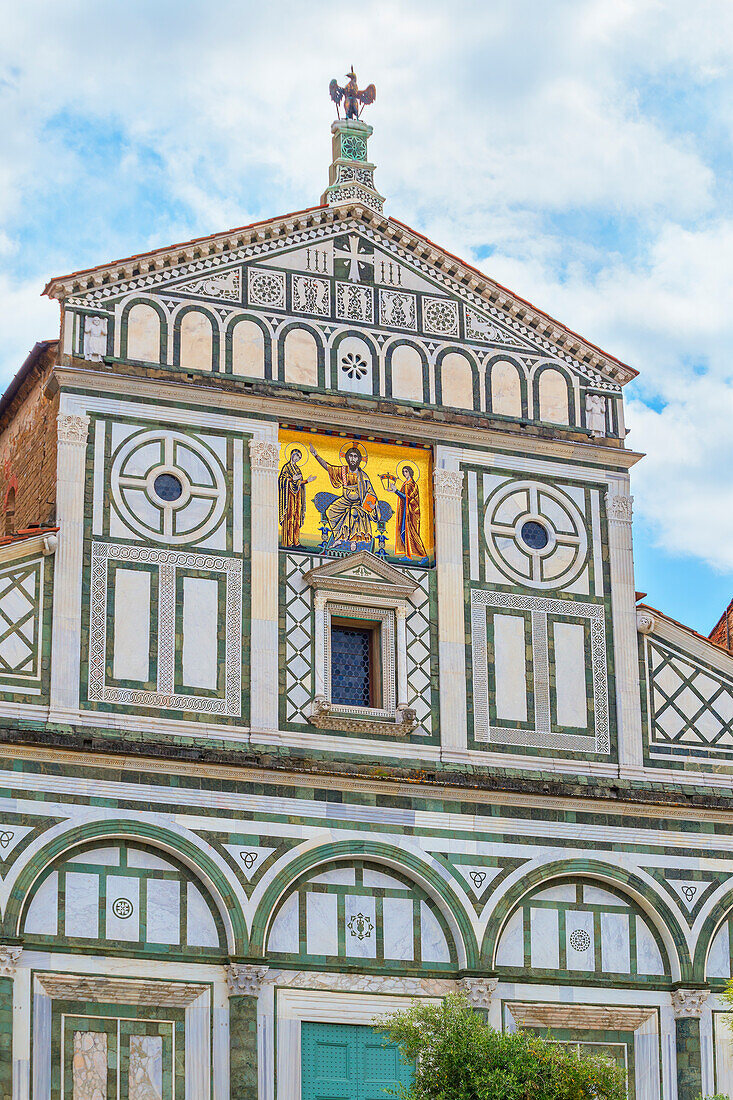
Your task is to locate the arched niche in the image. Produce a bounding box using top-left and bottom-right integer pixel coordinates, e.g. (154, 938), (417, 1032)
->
(177, 309), (216, 372)
(489, 358), (524, 418)
(124, 301), (164, 364)
(230, 317), (266, 378)
(266, 858), (457, 971)
(439, 351), (475, 411)
(389, 343), (425, 403)
(283, 327), (319, 387)
(334, 334), (375, 395)
(22, 839), (226, 955)
(537, 367), (572, 425)
(495, 877), (669, 982)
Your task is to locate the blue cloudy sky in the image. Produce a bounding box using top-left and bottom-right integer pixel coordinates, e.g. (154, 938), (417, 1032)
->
(2, 0), (732, 634)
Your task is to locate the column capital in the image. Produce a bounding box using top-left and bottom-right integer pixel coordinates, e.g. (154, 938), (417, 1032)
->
(0, 944), (22, 977)
(433, 469), (464, 500)
(605, 491), (633, 523)
(248, 439), (279, 472)
(57, 413), (91, 445)
(458, 976), (498, 1010)
(671, 988), (710, 1018)
(226, 962), (270, 997)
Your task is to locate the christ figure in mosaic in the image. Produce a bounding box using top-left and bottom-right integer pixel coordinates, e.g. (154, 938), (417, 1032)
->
(309, 442), (378, 550)
(382, 465), (428, 560)
(279, 448), (315, 547)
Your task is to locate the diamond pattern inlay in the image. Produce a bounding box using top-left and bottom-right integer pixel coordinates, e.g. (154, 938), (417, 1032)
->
(648, 639), (733, 750)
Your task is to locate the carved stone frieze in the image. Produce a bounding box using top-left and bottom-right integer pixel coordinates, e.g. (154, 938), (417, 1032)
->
(671, 988), (710, 1019)
(458, 976), (498, 1009)
(433, 469), (464, 499)
(57, 414), (91, 445)
(248, 440), (280, 471)
(605, 492), (633, 523)
(270, 969), (455, 996)
(226, 963), (270, 997)
(309, 695), (417, 736)
(0, 944), (22, 977)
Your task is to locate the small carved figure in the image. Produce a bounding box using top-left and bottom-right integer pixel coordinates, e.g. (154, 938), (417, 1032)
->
(83, 316), (108, 362)
(585, 393), (607, 437)
(329, 68), (376, 120)
(278, 447), (315, 547)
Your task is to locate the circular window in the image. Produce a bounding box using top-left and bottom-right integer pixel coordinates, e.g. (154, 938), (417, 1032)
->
(153, 473), (183, 502)
(341, 352), (369, 379)
(568, 928), (591, 952)
(520, 520), (549, 550)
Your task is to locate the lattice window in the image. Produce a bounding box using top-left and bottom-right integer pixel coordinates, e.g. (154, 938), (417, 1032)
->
(331, 622), (378, 707)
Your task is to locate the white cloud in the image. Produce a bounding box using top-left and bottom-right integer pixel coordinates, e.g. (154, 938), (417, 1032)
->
(1, 0), (733, 583)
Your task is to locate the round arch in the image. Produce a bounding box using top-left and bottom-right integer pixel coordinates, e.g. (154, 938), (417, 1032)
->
(249, 838), (478, 968)
(385, 339), (429, 404)
(172, 303), (221, 372)
(435, 347), (480, 411)
(277, 321), (326, 388)
(531, 361), (576, 426)
(485, 353), (528, 419)
(4, 817), (247, 955)
(330, 328), (381, 395)
(693, 884), (733, 981)
(224, 312), (272, 378)
(482, 858), (689, 981)
(120, 296), (169, 364)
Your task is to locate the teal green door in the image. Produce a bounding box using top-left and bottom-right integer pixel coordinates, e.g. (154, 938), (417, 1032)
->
(302, 1022), (413, 1100)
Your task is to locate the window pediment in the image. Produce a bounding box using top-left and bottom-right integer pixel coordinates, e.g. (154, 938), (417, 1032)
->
(302, 549), (419, 601)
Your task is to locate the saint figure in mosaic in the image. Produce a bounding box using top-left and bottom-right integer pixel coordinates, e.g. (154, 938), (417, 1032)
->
(381, 465), (428, 560)
(309, 441), (378, 550)
(279, 447), (315, 547)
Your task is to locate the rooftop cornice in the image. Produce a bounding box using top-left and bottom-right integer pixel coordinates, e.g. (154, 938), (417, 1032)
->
(43, 201), (637, 385)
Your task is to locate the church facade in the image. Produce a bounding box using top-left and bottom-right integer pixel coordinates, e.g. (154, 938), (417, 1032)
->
(1, 108), (733, 1100)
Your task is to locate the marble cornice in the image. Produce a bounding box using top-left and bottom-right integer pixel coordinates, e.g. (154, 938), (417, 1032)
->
(4, 725), (733, 820)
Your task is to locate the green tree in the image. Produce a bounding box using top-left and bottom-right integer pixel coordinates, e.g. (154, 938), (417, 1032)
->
(377, 994), (626, 1100)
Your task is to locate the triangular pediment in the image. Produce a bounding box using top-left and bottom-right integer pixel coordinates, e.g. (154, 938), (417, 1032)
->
(302, 550), (419, 598)
(47, 201), (635, 385)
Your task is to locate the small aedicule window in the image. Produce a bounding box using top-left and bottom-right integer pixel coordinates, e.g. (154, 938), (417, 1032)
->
(331, 620), (381, 708)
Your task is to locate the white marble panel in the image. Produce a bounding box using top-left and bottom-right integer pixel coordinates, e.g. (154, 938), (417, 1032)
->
(68, 846), (120, 866)
(420, 901), (450, 963)
(565, 909), (595, 971)
(530, 906), (559, 969)
(344, 895), (377, 959)
(106, 875), (140, 942)
(146, 878), (181, 945)
(113, 569), (151, 683)
(310, 868), (355, 886)
(708, 923), (730, 979)
(182, 576), (218, 690)
(24, 871), (58, 935)
(186, 881), (219, 947)
(306, 891), (339, 956)
(584, 886), (621, 906)
(495, 907), (524, 967)
(635, 916), (664, 976)
(533, 885), (577, 903)
(601, 911), (630, 973)
(362, 869), (407, 890)
(715, 1012), (733, 1095)
(269, 891), (299, 953)
(126, 849), (175, 871)
(382, 896), (414, 961)
(493, 613), (527, 722)
(553, 621), (587, 728)
(65, 871), (100, 939)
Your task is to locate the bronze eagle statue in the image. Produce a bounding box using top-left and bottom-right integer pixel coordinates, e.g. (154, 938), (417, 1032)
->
(329, 68), (376, 120)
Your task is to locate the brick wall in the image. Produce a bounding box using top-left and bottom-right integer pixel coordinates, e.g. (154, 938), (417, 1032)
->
(0, 342), (59, 534)
(710, 599), (733, 653)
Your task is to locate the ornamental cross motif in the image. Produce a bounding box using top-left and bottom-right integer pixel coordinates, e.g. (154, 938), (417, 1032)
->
(335, 235), (374, 283)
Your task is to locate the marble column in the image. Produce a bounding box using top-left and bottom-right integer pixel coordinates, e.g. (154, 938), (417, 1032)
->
(227, 964), (269, 1100)
(49, 412), (90, 719)
(248, 440), (280, 732)
(0, 946), (21, 1100)
(433, 468), (466, 754)
(672, 988), (710, 1100)
(606, 487), (644, 768)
